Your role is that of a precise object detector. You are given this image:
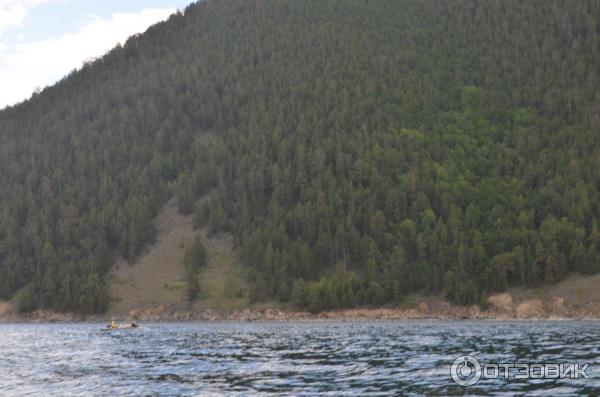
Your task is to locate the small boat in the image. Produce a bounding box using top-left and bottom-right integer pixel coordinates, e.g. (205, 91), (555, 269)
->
(101, 321), (140, 331)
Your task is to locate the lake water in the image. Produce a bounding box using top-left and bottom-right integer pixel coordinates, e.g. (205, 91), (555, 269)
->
(1, 321), (599, 395)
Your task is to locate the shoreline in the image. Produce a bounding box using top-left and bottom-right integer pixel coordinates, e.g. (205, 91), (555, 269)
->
(2, 318), (597, 324)
(3, 293), (600, 323)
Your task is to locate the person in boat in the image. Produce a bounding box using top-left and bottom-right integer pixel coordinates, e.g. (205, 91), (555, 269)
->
(106, 320), (118, 329)
(105, 320), (137, 329)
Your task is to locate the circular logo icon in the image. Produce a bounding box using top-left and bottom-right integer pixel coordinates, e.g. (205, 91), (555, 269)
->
(451, 355), (482, 386)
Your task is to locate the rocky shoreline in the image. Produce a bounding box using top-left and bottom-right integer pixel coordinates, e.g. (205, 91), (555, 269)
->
(3, 293), (600, 323)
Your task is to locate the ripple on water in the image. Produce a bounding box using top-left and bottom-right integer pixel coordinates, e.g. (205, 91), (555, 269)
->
(0, 321), (599, 395)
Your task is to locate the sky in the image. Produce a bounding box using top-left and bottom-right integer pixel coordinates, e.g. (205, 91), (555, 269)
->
(0, 0), (192, 109)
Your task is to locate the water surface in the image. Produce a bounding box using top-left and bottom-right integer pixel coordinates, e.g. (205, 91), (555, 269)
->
(1, 321), (599, 395)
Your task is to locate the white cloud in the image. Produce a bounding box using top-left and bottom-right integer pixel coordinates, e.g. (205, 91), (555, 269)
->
(0, 0), (61, 38)
(0, 6), (176, 109)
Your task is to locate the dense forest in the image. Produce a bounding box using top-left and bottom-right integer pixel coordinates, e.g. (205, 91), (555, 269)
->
(1, 0), (600, 313)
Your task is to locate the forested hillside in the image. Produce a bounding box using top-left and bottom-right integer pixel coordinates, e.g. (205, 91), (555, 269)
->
(1, 0), (600, 313)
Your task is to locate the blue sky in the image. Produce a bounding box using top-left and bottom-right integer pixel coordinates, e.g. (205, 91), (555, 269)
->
(0, 0), (193, 109)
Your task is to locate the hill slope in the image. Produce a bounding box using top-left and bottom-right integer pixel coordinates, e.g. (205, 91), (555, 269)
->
(1, 0), (600, 313)
(107, 199), (249, 317)
(108, 200), (194, 316)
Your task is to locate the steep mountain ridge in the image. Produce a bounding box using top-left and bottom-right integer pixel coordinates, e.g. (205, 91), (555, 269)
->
(1, 0), (600, 313)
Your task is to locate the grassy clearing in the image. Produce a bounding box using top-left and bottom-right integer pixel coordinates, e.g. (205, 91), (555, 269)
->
(192, 231), (251, 311)
(107, 198), (258, 315)
(510, 272), (600, 306)
(107, 200), (197, 315)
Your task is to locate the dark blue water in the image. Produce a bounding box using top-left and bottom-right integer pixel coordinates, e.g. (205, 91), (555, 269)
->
(1, 321), (599, 396)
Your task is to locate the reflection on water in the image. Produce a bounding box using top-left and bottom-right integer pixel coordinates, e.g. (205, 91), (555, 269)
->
(0, 321), (599, 395)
